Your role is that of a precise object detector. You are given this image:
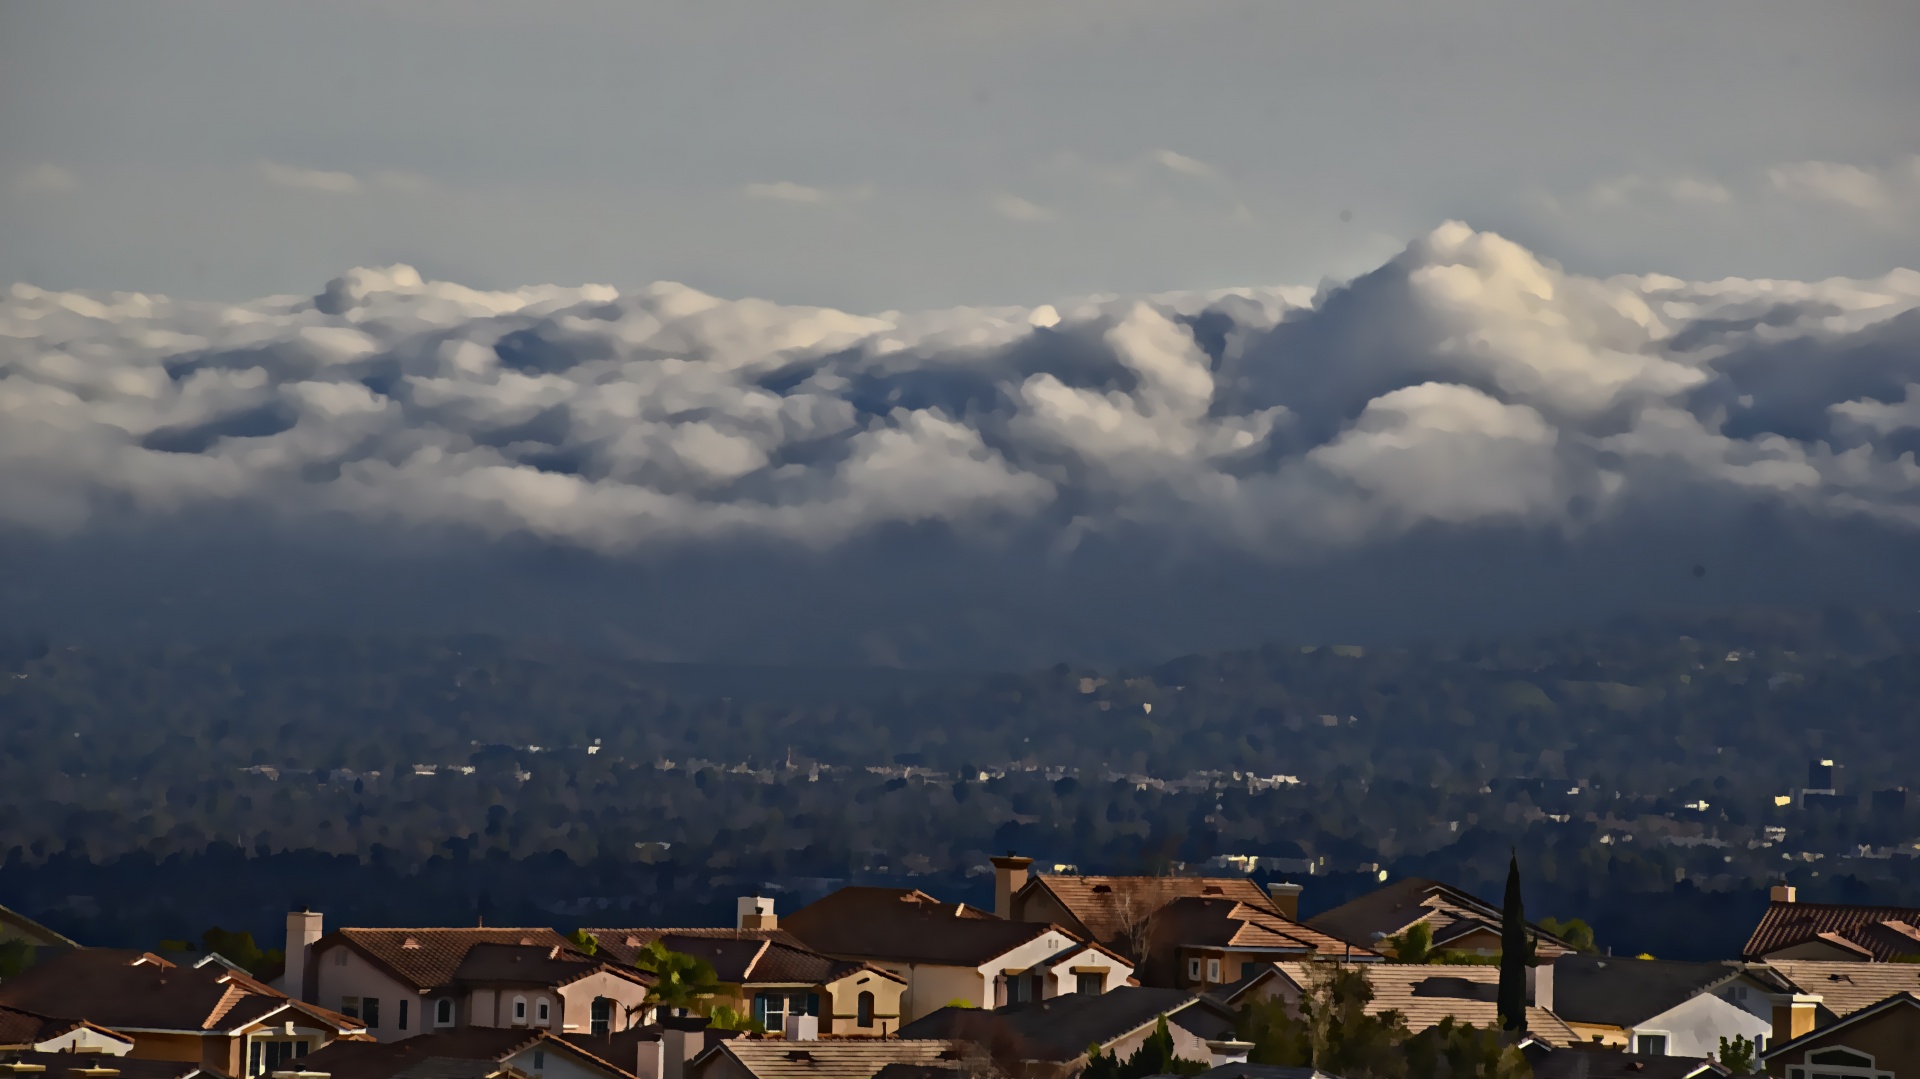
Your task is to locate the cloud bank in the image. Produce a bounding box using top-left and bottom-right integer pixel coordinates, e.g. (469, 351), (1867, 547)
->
(5, 224), (1920, 664)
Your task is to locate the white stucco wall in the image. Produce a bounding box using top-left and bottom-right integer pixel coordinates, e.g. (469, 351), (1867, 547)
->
(1634, 991), (1774, 1058)
(36, 1027), (133, 1055)
(504, 1042), (620, 1079)
(310, 943), (422, 1041)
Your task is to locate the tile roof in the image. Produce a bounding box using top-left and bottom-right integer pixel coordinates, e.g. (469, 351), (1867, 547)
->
(582, 929), (810, 963)
(0, 949), (361, 1035)
(1551, 956), (1751, 1029)
(324, 930), (584, 992)
(581, 930), (900, 988)
(1763, 959), (1920, 1017)
(1304, 879), (1572, 958)
(0, 1005), (132, 1050)
(896, 988), (1232, 1063)
(782, 890), (1066, 967)
(1271, 962), (1579, 1047)
(1741, 900), (1920, 961)
(693, 1038), (962, 1079)
(302, 1028), (632, 1079)
(449, 944), (648, 990)
(1022, 877), (1280, 947)
(0, 1050), (207, 1079)
(1153, 898), (1368, 960)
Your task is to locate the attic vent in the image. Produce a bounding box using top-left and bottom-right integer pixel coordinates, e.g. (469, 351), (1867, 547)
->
(626, 937), (640, 947)
(402, 938), (421, 949)
(937, 1050), (964, 1061)
(784, 1052), (813, 1062)
(1202, 886), (1223, 895)
(1091, 885), (1112, 894)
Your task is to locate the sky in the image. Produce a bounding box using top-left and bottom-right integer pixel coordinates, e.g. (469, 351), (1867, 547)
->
(3, 1), (1916, 310)
(3, 3), (1920, 667)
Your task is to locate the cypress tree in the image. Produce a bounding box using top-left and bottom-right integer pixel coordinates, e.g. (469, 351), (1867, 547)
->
(1497, 851), (1528, 1034)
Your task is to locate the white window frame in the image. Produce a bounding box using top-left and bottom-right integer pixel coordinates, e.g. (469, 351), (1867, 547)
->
(1206, 958), (1221, 983)
(1187, 957), (1201, 981)
(512, 996), (529, 1025)
(535, 997), (551, 1026)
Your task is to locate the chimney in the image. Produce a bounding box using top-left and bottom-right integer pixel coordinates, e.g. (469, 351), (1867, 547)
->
(784, 1016), (819, 1042)
(737, 897), (777, 931)
(990, 855), (1034, 920)
(1772, 993), (1820, 1044)
(1203, 1041), (1252, 1068)
(1770, 884), (1798, 904)
(660, 1016), (710, 1079)
(283, 910), (323, 1001)
(633, 1035), (665, 1079)
(1527, 959), (1554, 1013)
(1267, 883), (1303, 921)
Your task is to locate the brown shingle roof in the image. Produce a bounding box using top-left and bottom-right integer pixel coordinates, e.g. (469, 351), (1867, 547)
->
(693, 1039), (961, 1079)
(1764, 959), (1920, 1017)
(0, 949), (361, 1036)
(324, 929), (583, 992)
(1742, 900), (1920, 961)
(1154, 898), (1370, 960)
(1304, 879), (1572, 958)
(783, 890), (1068, 967)
(1022, 876), (1281, 947)
(1271, 962), (1579, 1047)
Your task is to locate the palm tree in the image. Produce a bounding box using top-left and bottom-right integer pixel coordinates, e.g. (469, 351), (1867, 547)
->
(634, 939), (726, 1014)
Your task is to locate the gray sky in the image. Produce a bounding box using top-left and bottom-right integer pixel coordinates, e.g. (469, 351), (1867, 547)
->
(3, 1), (1917, 308)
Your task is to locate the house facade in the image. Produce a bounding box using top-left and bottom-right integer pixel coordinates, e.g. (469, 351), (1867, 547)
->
(1553, 955), (1777, 1056)
(1761, 992), (1920, 1079)
(1304, 877), (1574, 960)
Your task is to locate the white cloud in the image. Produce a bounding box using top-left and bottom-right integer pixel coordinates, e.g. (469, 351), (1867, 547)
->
(258, 161), (365, 195)
(1584, 173), (1733, 208)
(12, 163), (79, 195)
(1151, 149), (1215, 178)
(991, 193), (1055, 222)
(1768, 157), (1919, 212)
(742, 181), (830, 205)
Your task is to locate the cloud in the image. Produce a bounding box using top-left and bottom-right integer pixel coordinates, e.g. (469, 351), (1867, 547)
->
(1151, 149), (1215, 178)
(1583, 173), (1733, 208)
(1768, 156), (1920, 212)
(258, 161), (365, 194)
(991, 193), (1055, 222)
(742, 181), (831, 205)
(12, 164), (78, 195)
(5, 224), (1920, 663)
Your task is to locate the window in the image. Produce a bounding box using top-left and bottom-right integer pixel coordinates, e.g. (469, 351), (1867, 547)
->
(334, 951), (348, 967)
(362, 997), (380, 1029)
(1187, 958), (1201, 981)
(340, 997), (361, 1020)
(532, 1049), (545, 1072)
(857, 991), (875, 1028)
(1077, 972), (1104, 996)
(512, 996), (528, 1024)
(249, 1039), (308, 1077)
(398, 999), (409, 1032)
(1635, 1034), (1667, 1056)
(434, 998), (455, 1027)
(1206, 958), (1221, 983)
(535, 998), (551, 1025)
(754, 992), (786, 1031)
(1007, 976), (1032, 1004)
(590, 997), (612, 1036)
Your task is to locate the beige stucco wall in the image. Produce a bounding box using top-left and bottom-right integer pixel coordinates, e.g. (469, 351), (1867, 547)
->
(556, 970), (650, 1033)
(36, 1026), (133, 1055)
(311, 943), (423, 1040)
(869, 961), (990, 1024)
(821, 970), (906, 1035)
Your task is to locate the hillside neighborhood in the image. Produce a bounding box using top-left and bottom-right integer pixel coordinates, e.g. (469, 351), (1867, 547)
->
(1, 859), (1916, 1079)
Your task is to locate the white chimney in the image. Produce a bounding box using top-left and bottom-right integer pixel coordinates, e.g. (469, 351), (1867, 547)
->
(784, 1016), (819, 1041)
(1205, 1041), (1252, 1067)
(737, 897), (777, 931)
(283, 910), (323, 1000)
(1527, 961), (1554, 1013)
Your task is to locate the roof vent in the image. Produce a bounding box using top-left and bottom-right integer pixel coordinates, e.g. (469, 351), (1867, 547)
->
(1202, 886), (1224, 895)
(1091, 885), (1112, 894)
(519, 937), (534, 945)
(402, 938), (421, 949)
(783, 1051), (813, 1062)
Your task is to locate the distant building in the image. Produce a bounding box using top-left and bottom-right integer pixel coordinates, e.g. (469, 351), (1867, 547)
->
(1808, 759), (1837, 794)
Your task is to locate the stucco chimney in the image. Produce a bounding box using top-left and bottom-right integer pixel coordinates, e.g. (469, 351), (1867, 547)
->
(283, 910), (323, 1001)
(1527, 960), (1554, 1013)
(1770, 884), (1797, 904)
(1204, 1041), (1252, 1067)
(1267, 882), (1303, 921)
(1772, 993), (1820, 1044)
(785, 1016), (819, 1041)
(737, 896), (777, 931)
(990, 854), (1034, 920)
(660, 1016), (710, 1079)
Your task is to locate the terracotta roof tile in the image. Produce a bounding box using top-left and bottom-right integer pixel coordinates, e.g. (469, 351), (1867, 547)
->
(1023, 876), (1280, 946)
(1272, 962), (1579, 1047)
(580, 930), (899, 988)
(1305, 879), (1572, 957)
(1155, 898), (1369, 960)
(1743, 900), (1920, 961)
(694, 1038), (962, 1079)
(0, 949), (361, 1036)
(302, 1028), (632, 1079)
(897, 988), (1232, 1063)
(327, 929), (581, 992)
(783, 890), (1069, 967)
(1764, 960), (1920, 1017)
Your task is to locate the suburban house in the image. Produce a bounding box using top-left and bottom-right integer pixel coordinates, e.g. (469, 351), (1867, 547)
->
(897, 987), (1238, 1073)
(277, 915), (654, 1042)
(0, 1004), (137, 1055)
(1760, 991), (1920, 1079)
(1764, 960), (1920, 1025)
(1551, 955), (1777, 1057)
(1265, 961), (1580, 1046)
(1525, 1044), (1730, 1079)
(1150, 896), (1376, 991)
(1743, 886), (1920, 962)
(780, 888), (1132, 1024)
(687, 1038), (962, 1079)
(299, 1026), (639, 1079)
(584, 899), (908, 1037)
(1303, 877), (1574, 959)
(0, 948), (367, 1077)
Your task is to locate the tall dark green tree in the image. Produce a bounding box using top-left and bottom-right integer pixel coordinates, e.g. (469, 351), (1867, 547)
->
(1497, 852), (1527, 1034)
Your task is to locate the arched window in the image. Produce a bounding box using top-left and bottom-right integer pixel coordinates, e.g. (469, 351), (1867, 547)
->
(512, 996), (528, 1024)
(856, 991), (874, 1028)
(590, 997), (613, 1036)
(535, 998), (551, 1025)
(434, 999), (455, 1027)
